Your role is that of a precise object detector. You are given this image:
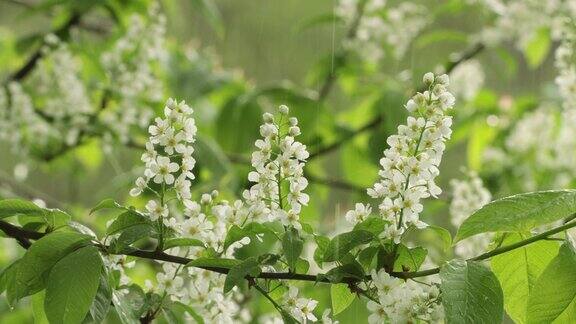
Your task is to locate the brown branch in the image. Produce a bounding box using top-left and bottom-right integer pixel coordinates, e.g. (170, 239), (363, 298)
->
(2, 218), (575, 285)
(4, 12), (82, 84)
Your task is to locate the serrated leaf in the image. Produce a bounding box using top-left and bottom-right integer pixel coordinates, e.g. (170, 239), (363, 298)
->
(7, 231), (92, 304)
(90, 198), (123, 215)
(491, 233), (558, 324)
(393, 245), (427, 272)
(223, 257), (260, 293)
(455, 190), (576, 242)
(282, 227), (303, 271)
(45, 246), (104, 324)
(440, 260), (504, 324)
(0, 199), (44, 219)
(331, 283), (355, 315)
(423, 225), (452, 251)
(323, 230), (373, 262)
(526, 244), (576, 323)
(353, 216), (387, 236)
(107, 211), (151, 236)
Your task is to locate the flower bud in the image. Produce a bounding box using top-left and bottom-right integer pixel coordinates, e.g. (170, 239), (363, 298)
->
(201, 193), (212, 205)
(279, 104), (289, 115)
(289, 117), (298, 126)
(263, 112), (274, 123)
(423, 72), (435, 86)
(289, 126), (301, 136)
(436, 74), (449, 86)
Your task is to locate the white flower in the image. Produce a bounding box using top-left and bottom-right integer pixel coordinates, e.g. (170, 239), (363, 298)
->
(145, 200), (168, 221)
(345, 203), (372, 224)
(130, 177), (147, 196)
(294, 298), (318, 322)
(149, 156), (179, 184)
(181, 214), (214, 239)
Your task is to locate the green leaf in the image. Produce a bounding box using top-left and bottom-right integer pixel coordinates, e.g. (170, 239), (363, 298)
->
(32, 291), (49, 324)
(322, 262), (365, 283)
(111, 285), (146, 324)
(0, 199), (44, 219)
(112, 225), (154, 252)
(313, 235), (330, 266)
(223, 257), (261, 293)
(467, 119), (496, 171)
(223, 223), (275, 251)
(90, 198), (123, 215)
(491, 233), (558, 324)
(187, 257), (241, 270)
(163, 238), (205, 250)
(415, 29), (468, 49)
(440, 260), (504, 324)
(523, 27), (551, 69)
(526, 244), (576, 323)
(423, 225), (452, 251)
(353, 216), (387, 236)
(107, 211), (152, 236)
(84, 274), (113, 324)
(331, 283), (355, 315)
(7, 231), (92, 304)
(323, 230), (373, 262)
(393, 245), (427, 272)
(282, 227), (304, 271)
(216, 92), (262, 154)
(45, 246), (104, 324)
(455, 190), (576, 242)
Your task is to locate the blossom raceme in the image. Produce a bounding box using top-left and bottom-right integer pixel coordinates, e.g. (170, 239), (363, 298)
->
(449, 171), (492, 257)
(360, 72), (455, 242)
(243, 105), (310, 230)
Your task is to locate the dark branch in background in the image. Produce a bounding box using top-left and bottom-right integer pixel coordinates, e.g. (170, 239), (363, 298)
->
(2, 218), (575, 284)
(4, 12), (82, 84)
(315, 0), (368, 102)
(307, 42), (486, 162)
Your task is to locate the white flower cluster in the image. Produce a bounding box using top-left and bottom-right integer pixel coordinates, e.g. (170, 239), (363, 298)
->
(283, 286), (319, 322)
(100, 3), (167, 144)
(130, 98), (197, 228)
(367, 269), (442, 323)
(476, 0), (566, 49)
(449, 59), (485, 101)
(449, 172), (492, 258)
(243, 105), (310, 230)
(0, 82), (50, 157)
(363, 73), (455, 242)
(0, 34), (93, 157)
(555, 19), (576, 111)
(500, 102), (576, 190)
(336, 0), (429, 63)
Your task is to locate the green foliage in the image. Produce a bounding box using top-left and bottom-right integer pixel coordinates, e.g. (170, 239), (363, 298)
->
(282, 227), (304, 271)
(523, 27), (552, 69)
(3, 231), (92, 305)
(526, 244), (576, 323)
(455, 190), (576, 242)
(330, 283), (355, 315)
(44, 246), (103, 324)
(491, 233), (559, 324)
(440, 260), (504, 324)
(323, 230), (373, 262)
(223, 257), (261, 293)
